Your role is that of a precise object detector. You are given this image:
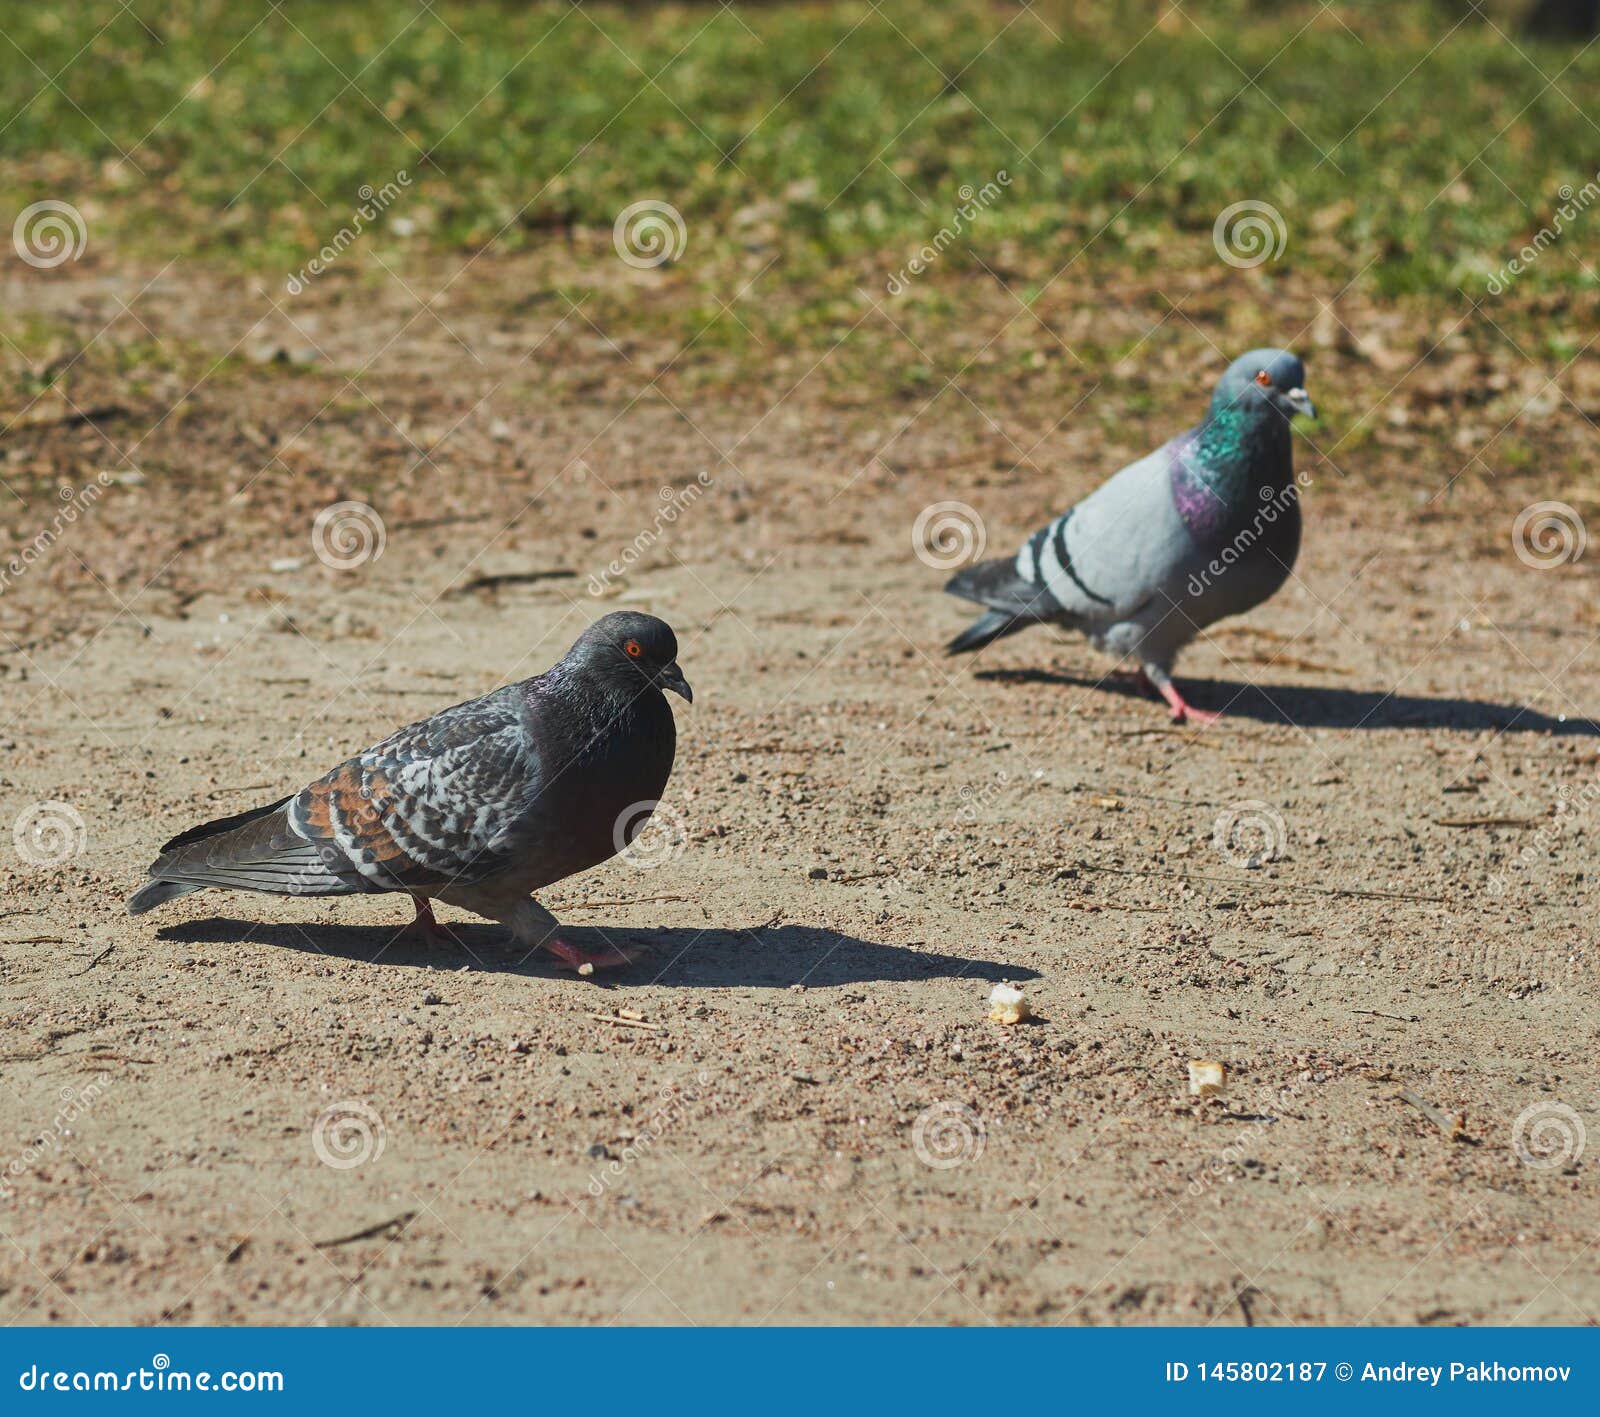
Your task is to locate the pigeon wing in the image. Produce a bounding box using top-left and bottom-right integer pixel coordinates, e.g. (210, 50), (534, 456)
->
(289, 688), (539, 894)
(1010, 441), (1194, 623)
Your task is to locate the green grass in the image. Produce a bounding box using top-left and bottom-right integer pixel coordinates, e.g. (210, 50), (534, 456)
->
(2, 1), (1597, 371)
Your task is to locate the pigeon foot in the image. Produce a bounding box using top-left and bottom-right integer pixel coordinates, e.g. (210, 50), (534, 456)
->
(1141, 668), (1222, 726)
(410, 895), (467, 947)
(544, 937), (641, 976)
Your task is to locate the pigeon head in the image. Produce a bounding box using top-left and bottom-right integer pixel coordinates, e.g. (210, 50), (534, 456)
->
(1211, 348), (1315, 423)
(569, 611), (692, 702)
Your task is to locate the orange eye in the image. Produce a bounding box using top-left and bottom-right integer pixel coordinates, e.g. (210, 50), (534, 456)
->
(1255, 370), (1272, 386)
(625, 640), (643, 658)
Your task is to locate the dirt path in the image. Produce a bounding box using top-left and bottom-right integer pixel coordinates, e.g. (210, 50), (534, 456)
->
(0, 260), (1596, 1325)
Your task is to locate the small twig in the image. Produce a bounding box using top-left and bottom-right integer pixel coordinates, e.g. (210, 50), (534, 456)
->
(1434, 816), (1538, 829)
(1067, 899), (1163, 913)
(16, 402), (133, 431)
(1072, 861), (1449, 904)
(1353, 1008), (1418, 1023)
(1070, 785), (1223, 809)
(69, 944), (114, 976)
(313, 1211), (416, 1249)
(1111, 728), (1223, 746)
(559, 894), (686, 912)
(587, 1012), (664, 1032)
(389, 512), (497, 533)
(1397, 1085), (1469, 1142)
(1233, 1283), (1260, 1327)
(828, 870), (893, 885)
(445, 569), (575, 597)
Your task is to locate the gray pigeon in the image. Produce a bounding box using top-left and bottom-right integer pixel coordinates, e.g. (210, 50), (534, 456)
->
(944, 348), (1314, 723)
(127, 612), (692, 971)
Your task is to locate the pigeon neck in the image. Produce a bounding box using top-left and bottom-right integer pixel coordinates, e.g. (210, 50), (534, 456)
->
(1173, 404), (1292, 529)
(532, 661), (665, 749)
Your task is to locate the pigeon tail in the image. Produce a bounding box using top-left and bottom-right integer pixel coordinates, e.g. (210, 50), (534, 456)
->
(156, 795), (291, 853)
(946, 609), (1026, 655)
(126, 878), (201, 916)
(126, 796), (357, 914)
(944, 555), (1064, 653)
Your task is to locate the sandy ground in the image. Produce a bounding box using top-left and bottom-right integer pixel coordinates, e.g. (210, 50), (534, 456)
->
(0, 257), (1597, 1326)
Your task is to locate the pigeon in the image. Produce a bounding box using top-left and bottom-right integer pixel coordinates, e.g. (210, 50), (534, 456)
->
(944, 348), (1314, 723)
(127, 611), (692, 972)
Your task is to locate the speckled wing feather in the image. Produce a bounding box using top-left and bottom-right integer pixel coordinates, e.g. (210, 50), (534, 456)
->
(289, 686), (540, 894)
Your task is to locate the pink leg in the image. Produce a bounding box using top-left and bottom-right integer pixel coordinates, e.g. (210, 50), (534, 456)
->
(410, 895), (464, 946)
(1143, 667), (1222, 725)
(543, 937), (641, 976)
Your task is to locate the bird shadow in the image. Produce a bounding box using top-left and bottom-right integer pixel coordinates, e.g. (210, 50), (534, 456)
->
(155, 917), (1039, 989)
(977, 667), (1599, 735)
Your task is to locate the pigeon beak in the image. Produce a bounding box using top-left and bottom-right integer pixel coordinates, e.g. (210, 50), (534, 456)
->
(659, 663), (693, 703)
(1286, 387), (1317, 419)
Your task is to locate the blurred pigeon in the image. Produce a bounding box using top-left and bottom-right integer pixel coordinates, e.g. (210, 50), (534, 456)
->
(127, 612), (692, 972)
(944, 348), (1314, 723)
